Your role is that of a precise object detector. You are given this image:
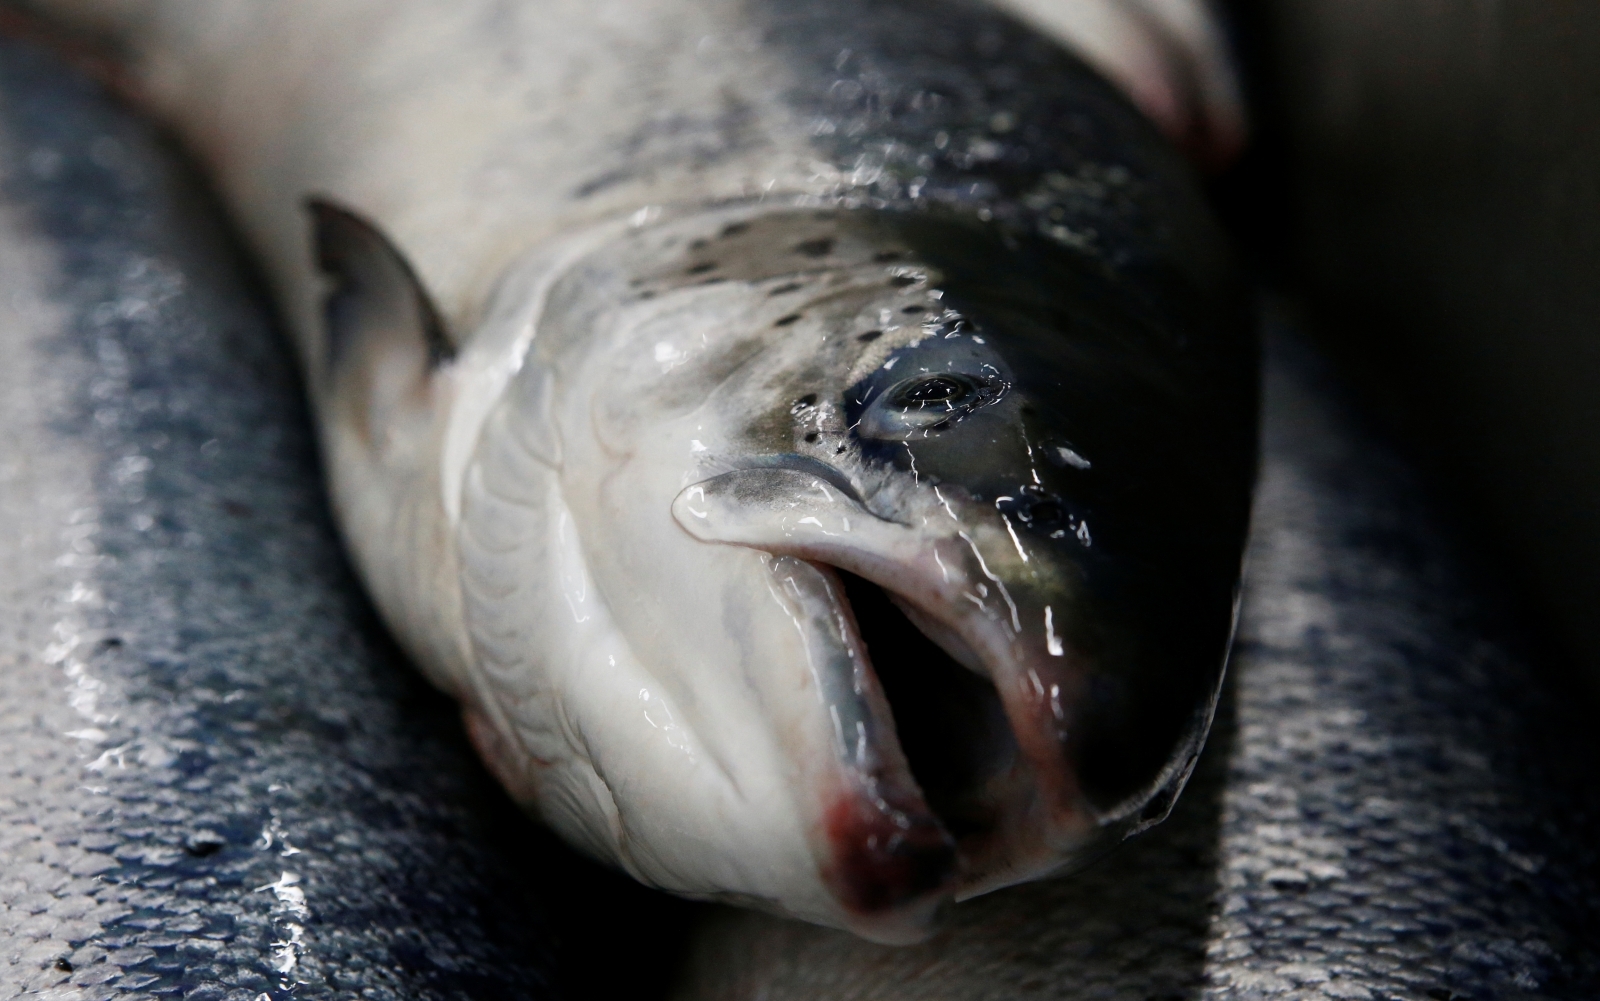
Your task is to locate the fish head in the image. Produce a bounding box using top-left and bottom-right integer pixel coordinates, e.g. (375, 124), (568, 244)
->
(477, 205), (1253, 941)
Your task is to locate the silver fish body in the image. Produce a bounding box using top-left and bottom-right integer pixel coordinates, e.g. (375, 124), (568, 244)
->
(0, 33), (688, 999)
(26, 0), (1257, 940)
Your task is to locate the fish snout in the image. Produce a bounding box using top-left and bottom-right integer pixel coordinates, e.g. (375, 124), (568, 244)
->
(671, 464), (1179, 912)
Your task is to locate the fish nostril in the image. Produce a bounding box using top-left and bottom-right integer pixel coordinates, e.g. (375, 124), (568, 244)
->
(857, 329), (883, 343)
(1024, 499), (1067, 527)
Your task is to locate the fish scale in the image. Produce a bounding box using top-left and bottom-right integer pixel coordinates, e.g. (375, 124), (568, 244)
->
(0, 35), (689, 1001)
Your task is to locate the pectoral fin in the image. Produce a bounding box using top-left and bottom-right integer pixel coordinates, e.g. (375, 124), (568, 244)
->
(307, 197), (453, 447)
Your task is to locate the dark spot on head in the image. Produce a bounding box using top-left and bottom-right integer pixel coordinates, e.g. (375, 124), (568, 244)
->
(774, 314), (801, 327)
(804, 432), (820, 443)
(54, 959), (72, 973)
(901, 305), (926, 315)
(98, 636), (123, 650)
(721, 221), (749, 237)
(857, 329), (883, 343)
(689, 238), (709, 251)
(638, 290), (657, 300)
(873, 250), (902, 262)
(686, 261), (717, 275)
(1024, 499), (1066, 527)
(889, 275), (918, 288)
(769, 282), (803, 296)
(185, 838), (225, 858)
(795, 237), (834, 257)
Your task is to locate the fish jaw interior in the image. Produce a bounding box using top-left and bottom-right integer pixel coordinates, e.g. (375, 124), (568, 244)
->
(758, 555), (958, 942)
(673, 465), (1123, 903)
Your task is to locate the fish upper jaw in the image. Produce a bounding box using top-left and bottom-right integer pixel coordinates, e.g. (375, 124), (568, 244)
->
(672, 462), (1141, 916)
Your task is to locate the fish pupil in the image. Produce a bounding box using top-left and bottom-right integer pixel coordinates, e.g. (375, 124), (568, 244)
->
(896, 376), (971, 407)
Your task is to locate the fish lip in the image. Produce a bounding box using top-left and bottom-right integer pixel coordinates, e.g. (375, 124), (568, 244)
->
(755, 554), (960, 940)
(735, 452), (871, 509)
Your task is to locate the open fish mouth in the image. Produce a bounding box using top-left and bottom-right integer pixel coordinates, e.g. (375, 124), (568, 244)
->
(673, 457), (1212, 935)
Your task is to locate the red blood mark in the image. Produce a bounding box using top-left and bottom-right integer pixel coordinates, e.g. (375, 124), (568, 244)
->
(821, 792), (957, 915)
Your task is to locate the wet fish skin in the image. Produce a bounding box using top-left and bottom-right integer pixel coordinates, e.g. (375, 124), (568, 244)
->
(0, 35), (691, 1000)
(673, 322), (1600, 1001)
(990, 0), (1246, 167)
(24, 0), (1256, 940)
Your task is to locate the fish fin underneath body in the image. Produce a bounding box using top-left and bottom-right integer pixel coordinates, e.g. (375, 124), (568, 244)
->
(308, 197), (455, 448)
(303, 197), (468, 706)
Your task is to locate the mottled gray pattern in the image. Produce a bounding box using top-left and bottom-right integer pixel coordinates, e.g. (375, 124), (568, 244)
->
(674, 322), (1600, 1000)
(0, 36), (686, 1001)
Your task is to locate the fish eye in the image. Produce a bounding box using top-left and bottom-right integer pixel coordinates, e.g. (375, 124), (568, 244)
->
(854, 372), (1005, 441)
(892, 375), (975, 409)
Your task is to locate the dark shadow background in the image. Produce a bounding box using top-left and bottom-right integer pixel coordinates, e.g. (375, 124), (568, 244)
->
(1215, 0), (1600, 704)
